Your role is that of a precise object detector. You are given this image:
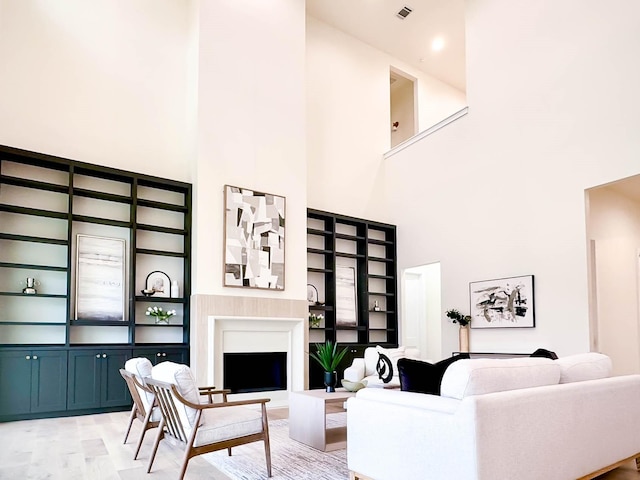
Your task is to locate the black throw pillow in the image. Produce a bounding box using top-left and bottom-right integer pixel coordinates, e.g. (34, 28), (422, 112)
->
(397, 353), (470, 395)
(530, 348), (558, 360)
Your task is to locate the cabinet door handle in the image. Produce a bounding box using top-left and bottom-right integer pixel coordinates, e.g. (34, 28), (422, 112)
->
(156, 353), (162, 357)
(162, 353), (167, 357)
(96, 354), (101, 358)
(33, 355), (38, 360)
(102, 354), (107, 358)
(25, 355), (31, 360)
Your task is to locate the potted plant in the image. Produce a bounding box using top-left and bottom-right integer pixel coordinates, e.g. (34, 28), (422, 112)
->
(310, 341), (349, 392)
(446, 309), (471, 352)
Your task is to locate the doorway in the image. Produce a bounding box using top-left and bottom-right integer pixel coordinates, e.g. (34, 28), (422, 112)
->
(586, 175), (640, 375)
(390, 68), (417, 148)
(402, 262), (441, 361)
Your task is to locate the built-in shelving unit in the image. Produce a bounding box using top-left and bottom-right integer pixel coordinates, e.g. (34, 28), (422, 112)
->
(0, 145), (192, 421)
(306, 208), (398, 388)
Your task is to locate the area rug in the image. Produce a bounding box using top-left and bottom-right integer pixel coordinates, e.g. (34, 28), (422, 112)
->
(204, 413), (348, 480)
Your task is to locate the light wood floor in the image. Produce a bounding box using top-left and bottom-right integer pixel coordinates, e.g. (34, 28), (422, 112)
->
(0, 408), (639, 480)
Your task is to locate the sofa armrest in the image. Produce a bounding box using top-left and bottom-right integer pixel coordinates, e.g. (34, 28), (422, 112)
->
(343, 358), (365, 382)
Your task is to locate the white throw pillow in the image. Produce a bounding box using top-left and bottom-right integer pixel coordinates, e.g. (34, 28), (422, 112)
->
(440, 357), (561, 400)
(555, 353), (612, 383)
(375, 345), (406, 378)
(125, 357), (154, 411)
(152, 362), (202, 429)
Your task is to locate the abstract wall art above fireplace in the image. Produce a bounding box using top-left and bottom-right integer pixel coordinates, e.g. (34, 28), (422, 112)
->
(223, 185), (286, 290)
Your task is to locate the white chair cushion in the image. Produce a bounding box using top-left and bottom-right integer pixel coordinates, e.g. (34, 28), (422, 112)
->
(440, 357), (561, 400)
(193, 406), (263, 447)
(152, 362), (202, 429)
(555, 353), (612, 383)
(125, 357), (154, 411)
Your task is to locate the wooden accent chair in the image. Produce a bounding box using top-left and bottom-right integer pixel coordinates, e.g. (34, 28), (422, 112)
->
(120, 358), (160, 460)
(145, 362), (272, 480)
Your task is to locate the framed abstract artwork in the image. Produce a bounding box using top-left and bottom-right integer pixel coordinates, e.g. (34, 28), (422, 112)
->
(75, 234), (126, 321)
(469, 275), (535, 328)
(224, 185), (286, 290)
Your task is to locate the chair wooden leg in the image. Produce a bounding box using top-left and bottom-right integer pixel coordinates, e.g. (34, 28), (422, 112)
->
(227, 447), (232, 456)
(133, 408), (154, 460)
(146, 418), (165, 474)
(177, 411), (201, 480)
(262, 403), (272, 477)
(123, 404), (137, 444)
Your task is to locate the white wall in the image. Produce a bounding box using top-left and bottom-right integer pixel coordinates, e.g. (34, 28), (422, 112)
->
(384, 0), (640, 357)
(588, 187), (640, 374)
(0, 0), (193, 181)
(192, 0), (307, 298)
(306, 16), (466, 221)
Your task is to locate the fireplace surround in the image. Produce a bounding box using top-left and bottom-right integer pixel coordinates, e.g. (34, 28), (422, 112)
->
(191, 295), (308, 406)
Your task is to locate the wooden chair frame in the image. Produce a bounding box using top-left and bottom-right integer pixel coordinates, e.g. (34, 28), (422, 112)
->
(120, 368), (160, 460)
(145, 377), (272, 480)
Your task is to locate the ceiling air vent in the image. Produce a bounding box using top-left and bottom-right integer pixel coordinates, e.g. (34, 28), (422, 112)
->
(396, 5), (412, 20)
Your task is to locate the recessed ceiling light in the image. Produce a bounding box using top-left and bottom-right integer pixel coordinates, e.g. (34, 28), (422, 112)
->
(432, 37), (445, 52)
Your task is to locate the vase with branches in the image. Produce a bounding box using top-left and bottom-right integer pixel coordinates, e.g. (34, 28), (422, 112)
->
(446, 309), (471, 352)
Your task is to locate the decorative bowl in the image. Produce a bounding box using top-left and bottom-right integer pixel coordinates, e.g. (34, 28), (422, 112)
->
(341, 379), (367, 392)
(141, 289), (155, 297)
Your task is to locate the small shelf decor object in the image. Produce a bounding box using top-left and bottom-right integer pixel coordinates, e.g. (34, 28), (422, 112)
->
(309, 312), (323, 328)
(446, 309), (471, 352)
(21, 277), (40, 295)
(75, 234), (125, 321)
(223, 185), (286, 290)
(146, 306), (177, 324)
(469, 275), (535, 328)
(145, 270), (171, 298)
(307, 283), (321, 305)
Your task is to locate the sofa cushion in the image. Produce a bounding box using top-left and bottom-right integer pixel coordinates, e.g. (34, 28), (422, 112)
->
(555, 353), (612, 383)
(440, 357), (561, 400)
(397, 354), (470, 395)
(152, 361), (202, 429)
(530, 348), (558, 360)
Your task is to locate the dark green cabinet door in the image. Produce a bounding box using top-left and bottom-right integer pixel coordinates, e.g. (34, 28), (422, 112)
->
(67, 350), (101, 410)
(0, 351), (32, 416)
(101, 350), (131, 407)
(31, 350), (67, 413)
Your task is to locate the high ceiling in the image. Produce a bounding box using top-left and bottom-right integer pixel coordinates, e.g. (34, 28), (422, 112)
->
(306, 0), (466, 92)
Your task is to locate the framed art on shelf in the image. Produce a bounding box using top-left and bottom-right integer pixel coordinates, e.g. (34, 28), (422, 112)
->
(75, 234), (126, 321)
(145, 270), (171, 298)
(223, 185), (286, 290)
(469, 275), (535, 328)
(335, 265), (357, 327)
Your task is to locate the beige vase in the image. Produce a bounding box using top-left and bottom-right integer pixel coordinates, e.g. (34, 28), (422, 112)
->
(459, 325), (470, 352)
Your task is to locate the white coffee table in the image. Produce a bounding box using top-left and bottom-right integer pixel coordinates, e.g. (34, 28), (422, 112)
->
(288, 388), (356, 451)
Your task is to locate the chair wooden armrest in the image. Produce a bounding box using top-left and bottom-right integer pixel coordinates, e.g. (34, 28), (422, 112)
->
(198, 387), (231, 403)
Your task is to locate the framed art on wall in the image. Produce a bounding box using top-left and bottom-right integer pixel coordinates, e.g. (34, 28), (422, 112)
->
(469, 275), (535, 328)
(223, 185), (286, 290)
(75, 234), (126, 321)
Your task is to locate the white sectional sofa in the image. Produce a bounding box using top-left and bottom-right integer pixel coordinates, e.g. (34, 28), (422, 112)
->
(346, 353), (640, 480)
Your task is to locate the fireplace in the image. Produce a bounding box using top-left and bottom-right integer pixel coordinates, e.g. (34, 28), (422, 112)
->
(223, 352), (288, 393)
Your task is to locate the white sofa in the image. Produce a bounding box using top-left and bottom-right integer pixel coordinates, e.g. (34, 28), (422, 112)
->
(347, 353), (640, 480)
(343, 346), (420, 388)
